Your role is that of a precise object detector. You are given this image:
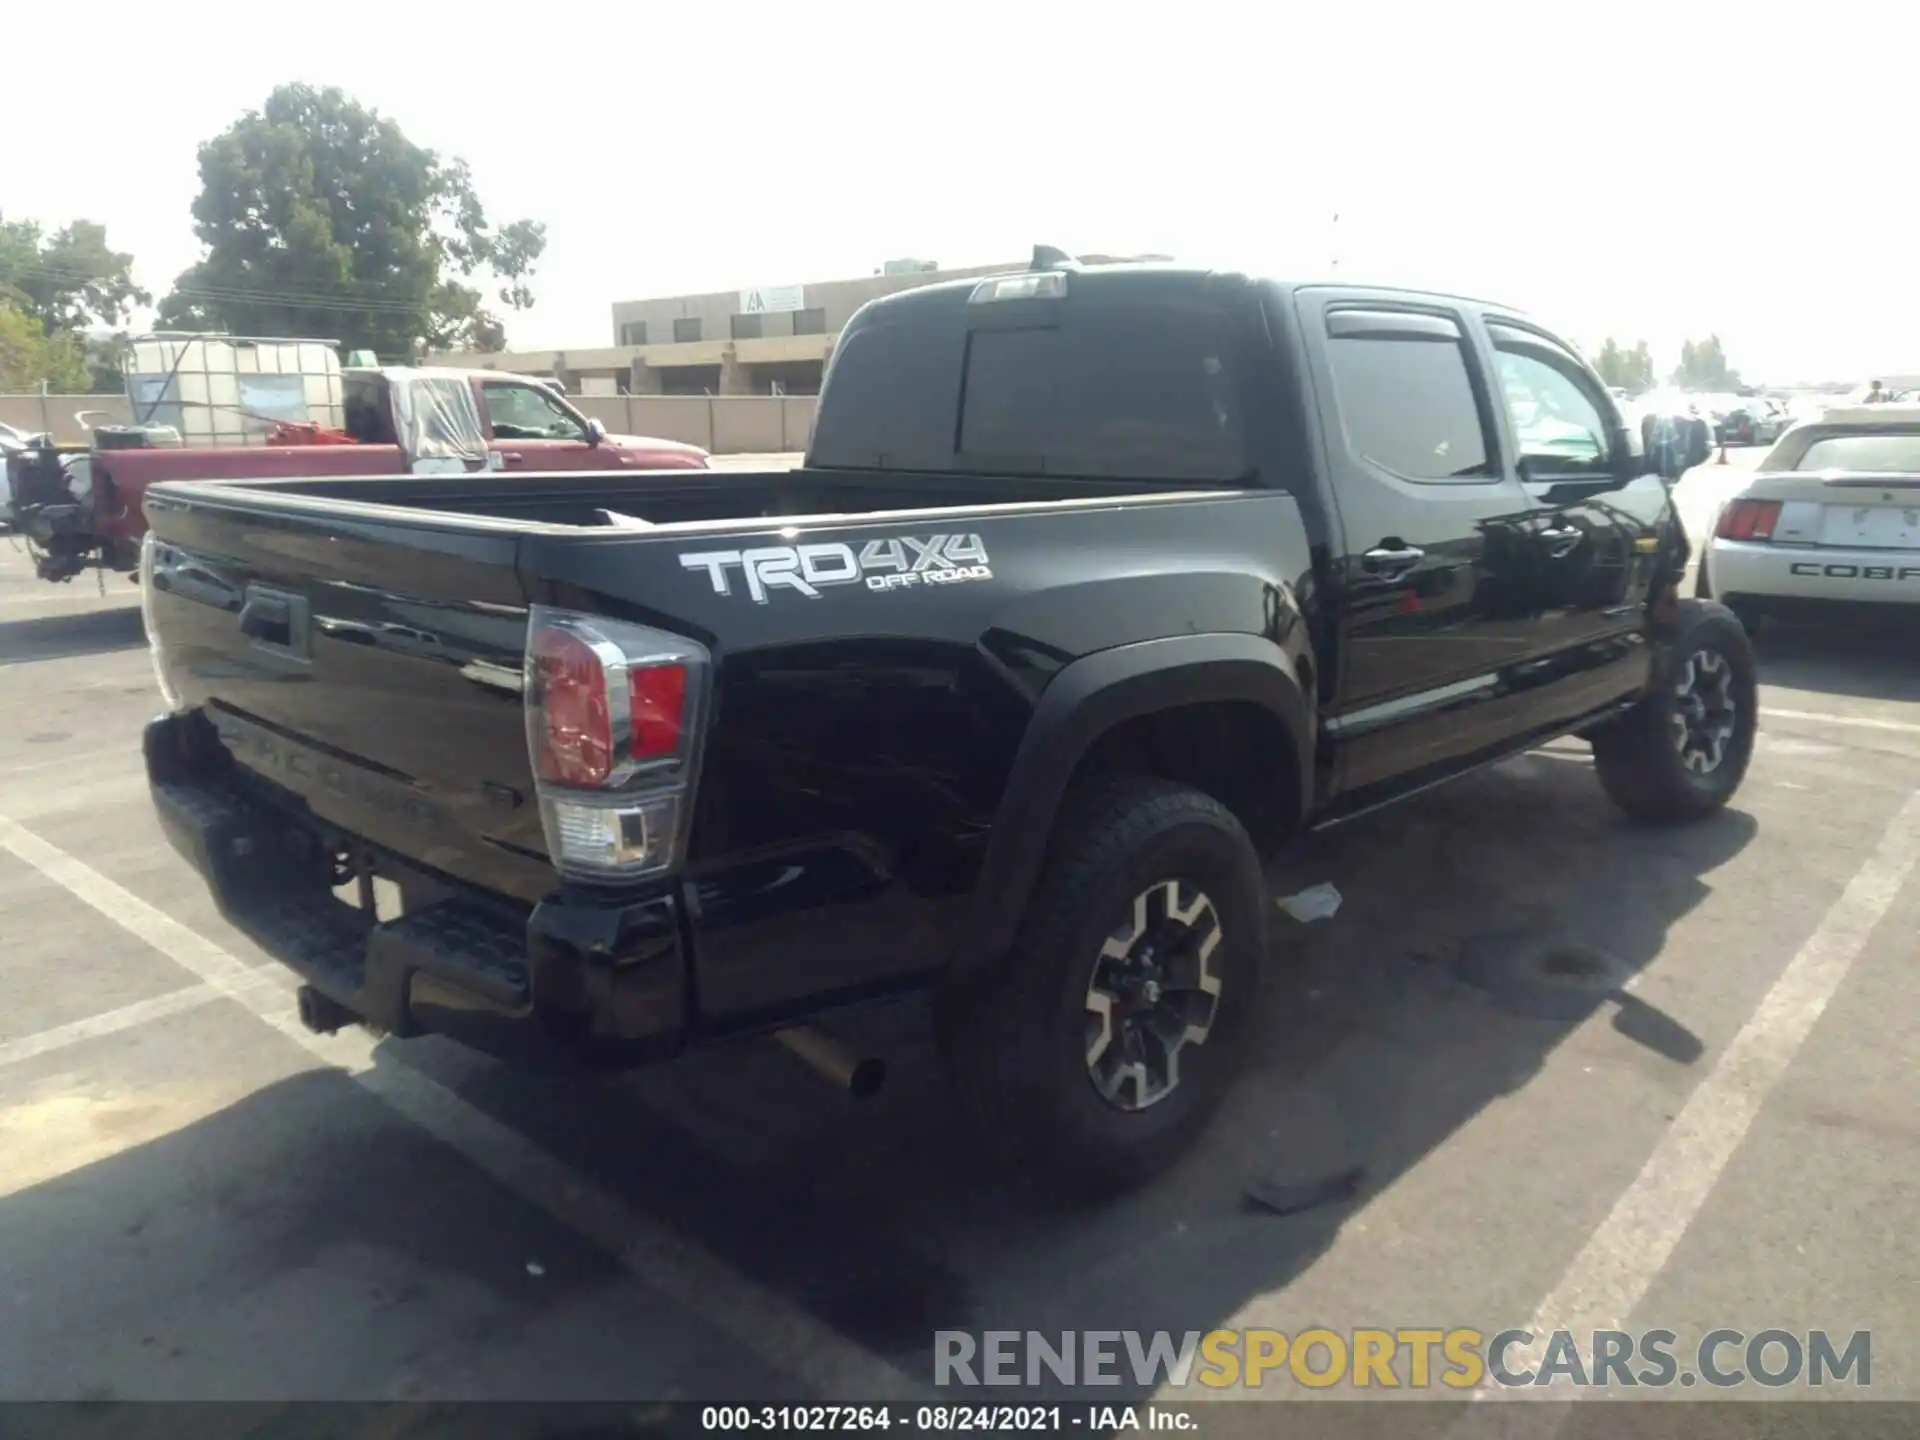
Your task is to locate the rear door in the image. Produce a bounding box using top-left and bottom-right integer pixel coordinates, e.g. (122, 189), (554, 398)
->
(475, 378), (601, 470)
(1295, 293), (1561, 800)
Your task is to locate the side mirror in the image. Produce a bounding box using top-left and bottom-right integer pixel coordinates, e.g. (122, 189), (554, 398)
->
(584, 417), (607, 446)
(1605, 424), (1653, 486)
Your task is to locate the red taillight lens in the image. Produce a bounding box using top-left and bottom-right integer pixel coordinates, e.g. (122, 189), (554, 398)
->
(629, 663), (688, 759)
(524, 607), (707, 882)
(1716, 499), (1781, 541)
(534, 627), (613, 786)
(532, 624), (693, 785)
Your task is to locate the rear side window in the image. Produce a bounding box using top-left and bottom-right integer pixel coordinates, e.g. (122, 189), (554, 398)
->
(1791, 432), (1920, 472)
(957, 305), (1246, 482)
(1327, 334), (1492, 481)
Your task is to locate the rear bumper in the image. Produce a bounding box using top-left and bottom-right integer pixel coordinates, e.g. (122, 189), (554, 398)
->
(145, 713), (688, 1069)
(1708, 539), (1920, 608)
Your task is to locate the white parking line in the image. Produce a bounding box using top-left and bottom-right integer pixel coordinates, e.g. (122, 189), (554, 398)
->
(1, 981), (237, 1070)
(1761, 707), (1920, 737)
(0, 810), (926, 1401)
(0, 771), (150, 821)
(0, 590), (134, 606)
(1461, 786), (1920, 1417)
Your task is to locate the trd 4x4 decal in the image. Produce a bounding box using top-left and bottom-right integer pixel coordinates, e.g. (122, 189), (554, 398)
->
(679, 534), (992, 604)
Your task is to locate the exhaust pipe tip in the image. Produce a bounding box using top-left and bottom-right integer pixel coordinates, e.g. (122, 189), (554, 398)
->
(774, 1026), (886, 1101)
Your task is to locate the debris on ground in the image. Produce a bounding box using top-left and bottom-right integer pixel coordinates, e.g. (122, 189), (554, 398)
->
(1275, 882), (1343, 923)
(1243, 1165), (1367, 1216)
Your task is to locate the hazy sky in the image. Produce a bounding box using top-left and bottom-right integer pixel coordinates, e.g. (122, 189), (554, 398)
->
(6, 2), (1914, 382)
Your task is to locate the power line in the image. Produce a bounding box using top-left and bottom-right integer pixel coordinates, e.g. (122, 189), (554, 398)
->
(4, 260), (486, 316)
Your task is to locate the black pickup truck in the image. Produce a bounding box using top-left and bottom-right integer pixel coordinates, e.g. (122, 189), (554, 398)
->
(140, 252), (1757, 1192)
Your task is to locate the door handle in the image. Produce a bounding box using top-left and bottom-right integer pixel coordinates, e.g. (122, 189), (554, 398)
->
(500, 451), (525, 465)
(1539, 524), (1583, 557)
(1362, 544), (1424, 576)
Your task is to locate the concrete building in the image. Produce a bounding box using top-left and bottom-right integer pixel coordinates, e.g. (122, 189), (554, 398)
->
(424, 253), (1167, 398)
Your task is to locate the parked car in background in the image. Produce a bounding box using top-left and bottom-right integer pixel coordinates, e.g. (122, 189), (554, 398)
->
(1718, 398), (1790, 446)
(1698, 402), (1920, 629)
(1630, 392), (1715, 469)
(7, 358), (710, 584)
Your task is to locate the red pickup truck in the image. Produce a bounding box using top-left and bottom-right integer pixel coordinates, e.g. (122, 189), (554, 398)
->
(7, 366), (708, 584)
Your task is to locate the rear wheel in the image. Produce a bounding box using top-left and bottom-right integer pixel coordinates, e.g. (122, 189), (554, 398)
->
(937, 776), (1267, 1196)
(1591, 600), (1757, 822)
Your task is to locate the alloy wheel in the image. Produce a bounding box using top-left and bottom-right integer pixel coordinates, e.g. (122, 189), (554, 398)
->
(1671, 648), (1738, 774)
(1084, 879), (1224, 1111)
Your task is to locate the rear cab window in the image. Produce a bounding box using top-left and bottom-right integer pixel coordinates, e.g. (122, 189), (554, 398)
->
(809, 277), (1250, 483)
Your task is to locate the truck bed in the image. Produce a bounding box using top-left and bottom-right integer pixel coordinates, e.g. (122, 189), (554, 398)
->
(142, 462), (1301, 1050)
(142, 465), (1271, 896)
(158, 464), (1209, 530)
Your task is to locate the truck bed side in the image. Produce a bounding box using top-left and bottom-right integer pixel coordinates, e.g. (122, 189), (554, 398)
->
(143, 476), (1315, 1037)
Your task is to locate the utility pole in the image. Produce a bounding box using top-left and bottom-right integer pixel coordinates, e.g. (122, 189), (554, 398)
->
(1329, 213), (1341, 273)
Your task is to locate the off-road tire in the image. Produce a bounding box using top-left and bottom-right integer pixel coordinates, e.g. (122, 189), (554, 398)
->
(1591, 599), (1757, 822)
(936, 776), (1267, 1197)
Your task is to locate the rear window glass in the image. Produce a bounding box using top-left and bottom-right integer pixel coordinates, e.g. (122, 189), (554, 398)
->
(957, 305), (1246, 481)
(1788, 432), (1920, 472)
(808, 318), (965, 471)
(1328, 335), (1492, 481)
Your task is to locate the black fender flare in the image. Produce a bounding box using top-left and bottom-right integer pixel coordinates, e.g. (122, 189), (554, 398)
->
(954, 632), (1313, 976)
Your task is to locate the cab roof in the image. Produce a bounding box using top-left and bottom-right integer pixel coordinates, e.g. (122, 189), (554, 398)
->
(851, 255), (1513, 324)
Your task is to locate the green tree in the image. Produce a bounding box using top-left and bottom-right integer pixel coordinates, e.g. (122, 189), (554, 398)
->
(158, 85), (546, 358)
(1625, 341), (1655, 392)
(0, 214), (146, 391)
(0, 215), (149, 336)
(0, 306), (93, 391)
(1593, 338), (1627, 388)
(1591, 337), (1657, 394)
(1672, 335), (1740, 391)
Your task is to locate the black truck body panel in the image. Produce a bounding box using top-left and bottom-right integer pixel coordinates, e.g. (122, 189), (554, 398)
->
(140, 263), (1684, 1065)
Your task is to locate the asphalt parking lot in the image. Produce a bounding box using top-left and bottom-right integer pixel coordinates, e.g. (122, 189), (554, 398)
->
(2, 450), (1916, 1419)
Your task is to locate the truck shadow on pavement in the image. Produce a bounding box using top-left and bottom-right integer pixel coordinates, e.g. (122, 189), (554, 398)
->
(0, 1064), (783, 1406)
(1751, 617), (1920, 703)
(0, 605), (144, 665)
(0, 754), (1755, 1406)
(392, 751), (1755, 1396)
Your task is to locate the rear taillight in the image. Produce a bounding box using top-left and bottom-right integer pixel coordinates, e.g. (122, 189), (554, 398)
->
(629, 664), (689, 760)
(1715, 499), (1782, 541)
(524, 607), (708, 883)
(532, 627), (616, 786)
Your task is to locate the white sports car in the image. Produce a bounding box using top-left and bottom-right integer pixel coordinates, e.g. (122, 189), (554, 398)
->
(1697, 403), (1920, 628)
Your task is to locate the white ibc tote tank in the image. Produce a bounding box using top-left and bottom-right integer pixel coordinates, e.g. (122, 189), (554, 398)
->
(124, 335), (346, 445)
